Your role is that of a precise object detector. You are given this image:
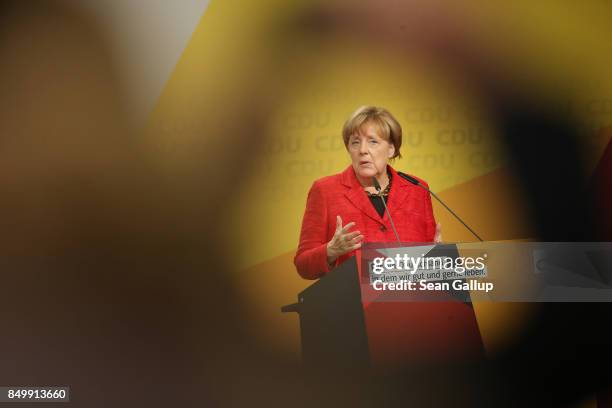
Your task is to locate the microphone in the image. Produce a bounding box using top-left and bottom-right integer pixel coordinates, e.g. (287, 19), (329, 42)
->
(397, 171), (484, 242)
(372, 176), (401, 243)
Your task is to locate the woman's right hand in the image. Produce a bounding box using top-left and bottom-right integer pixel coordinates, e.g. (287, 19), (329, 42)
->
(326, 215), (363, 265)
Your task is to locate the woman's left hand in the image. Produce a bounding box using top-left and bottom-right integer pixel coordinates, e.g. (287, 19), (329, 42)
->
(434, 222), (442, 243)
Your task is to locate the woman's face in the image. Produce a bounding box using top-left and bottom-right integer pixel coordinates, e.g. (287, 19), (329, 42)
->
(348, 122), (395, 182)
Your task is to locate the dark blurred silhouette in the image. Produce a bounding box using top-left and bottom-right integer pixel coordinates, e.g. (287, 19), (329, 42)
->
(0, 1), (276, 406)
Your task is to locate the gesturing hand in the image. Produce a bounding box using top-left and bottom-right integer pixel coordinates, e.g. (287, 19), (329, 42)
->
(326, 215), (363, 265)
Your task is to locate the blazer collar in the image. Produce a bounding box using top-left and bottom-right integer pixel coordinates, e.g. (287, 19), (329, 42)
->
(341, 165), (413, 224)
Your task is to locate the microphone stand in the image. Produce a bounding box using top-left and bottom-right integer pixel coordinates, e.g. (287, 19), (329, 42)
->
(397, 171), (484, 242)
(372, 177), (401, 243)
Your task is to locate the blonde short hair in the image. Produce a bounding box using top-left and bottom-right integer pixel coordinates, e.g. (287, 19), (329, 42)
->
(342, 106), (402, 159)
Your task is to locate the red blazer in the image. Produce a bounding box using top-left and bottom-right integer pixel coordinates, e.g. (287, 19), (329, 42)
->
(294, 165), (437, 280)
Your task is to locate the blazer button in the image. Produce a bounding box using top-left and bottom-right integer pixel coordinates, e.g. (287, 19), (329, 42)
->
(380, 225), (387, 232)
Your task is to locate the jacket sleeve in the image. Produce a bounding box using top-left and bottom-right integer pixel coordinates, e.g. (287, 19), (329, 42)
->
(294, 181), (332, 280)
(421, 181), (437, 242)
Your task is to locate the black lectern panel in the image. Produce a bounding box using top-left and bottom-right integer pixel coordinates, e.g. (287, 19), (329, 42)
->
(295, 257), (370, 370)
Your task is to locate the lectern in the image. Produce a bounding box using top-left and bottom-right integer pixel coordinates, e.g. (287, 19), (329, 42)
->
(283, 244), (485, 371)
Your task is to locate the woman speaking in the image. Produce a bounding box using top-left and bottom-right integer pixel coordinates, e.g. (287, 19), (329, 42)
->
(294, 105), (440, 280)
